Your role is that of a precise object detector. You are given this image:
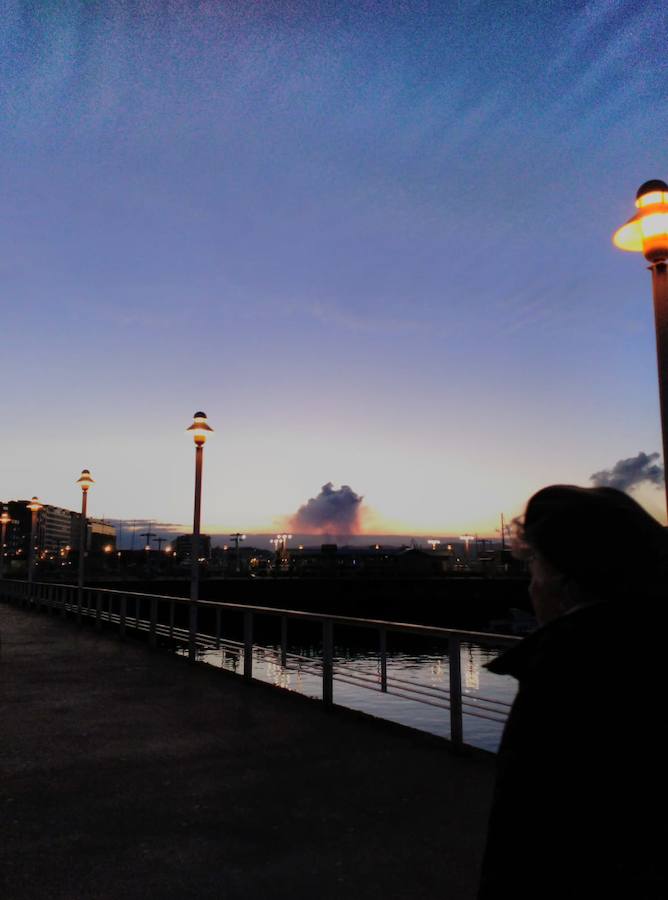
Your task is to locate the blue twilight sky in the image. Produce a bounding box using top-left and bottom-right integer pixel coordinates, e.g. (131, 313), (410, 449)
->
(2, 0), (668, 534)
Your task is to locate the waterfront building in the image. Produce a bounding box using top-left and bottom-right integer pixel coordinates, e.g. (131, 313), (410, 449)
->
(1, 501), (116, 556)
(286, 544), (455, 577)
(173, 533), (212, 560)
(5, 501), (73, 554)
(87, 519), (117, 552)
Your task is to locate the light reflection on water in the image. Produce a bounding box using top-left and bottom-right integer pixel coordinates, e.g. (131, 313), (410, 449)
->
(189, 642), (517, 752)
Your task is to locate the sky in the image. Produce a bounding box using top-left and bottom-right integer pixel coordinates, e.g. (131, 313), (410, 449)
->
(2, 0), (668, 537)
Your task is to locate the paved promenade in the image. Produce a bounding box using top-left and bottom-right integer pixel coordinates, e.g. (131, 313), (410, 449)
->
(1, 603), (496, 900)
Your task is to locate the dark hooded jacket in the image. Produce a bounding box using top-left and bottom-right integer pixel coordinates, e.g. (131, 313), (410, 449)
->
(478, 600), (665, 899)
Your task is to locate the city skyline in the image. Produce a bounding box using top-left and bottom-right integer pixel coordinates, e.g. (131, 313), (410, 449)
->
(3, 1), (668, 532)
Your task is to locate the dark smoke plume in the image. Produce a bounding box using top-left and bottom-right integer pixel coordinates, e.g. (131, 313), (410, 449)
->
(590, 451), (664, 492)
(289, 482), (363, 534)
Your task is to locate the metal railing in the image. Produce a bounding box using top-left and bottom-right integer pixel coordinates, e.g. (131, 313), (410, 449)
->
(0, 578), (520, 751)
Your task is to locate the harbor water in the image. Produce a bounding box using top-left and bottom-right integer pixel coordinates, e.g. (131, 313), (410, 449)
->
(187, 640), (518, 752)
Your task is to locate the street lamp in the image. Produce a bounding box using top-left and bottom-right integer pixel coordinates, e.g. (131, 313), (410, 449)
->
(270, 534), (292, 572)
(428, 539), (441, 551)
(459, 534), (475, 562)
(230, 532), (246, 574)
(0, 507), (11, 580)
(186, 411), (213, 602)
(27, 497), (43, 591)
(613, 179), (668, 515)
(76, 469), (94, 591)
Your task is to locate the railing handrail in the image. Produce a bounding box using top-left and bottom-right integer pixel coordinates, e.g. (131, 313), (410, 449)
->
(0, 577), (523, 751)
(0, 578), (521, 646)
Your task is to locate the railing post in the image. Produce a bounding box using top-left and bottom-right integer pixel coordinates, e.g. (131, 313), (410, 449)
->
(379, 626), (388, 692)
(215, 607), (222, 650)
(188, 601), (198, 662)
(149, 596), (158, 647)
(243, 610), (253, 679)
(95, 591), (102, 629)
(119, 594), (127, 638)
(280, 615), (288, 668)
(76, 585), (82, 624)
(322, 619), (334, 707)
(448, 635), (464, 751)
(47, 584), (54, 615)
(169, 599), (175, 640)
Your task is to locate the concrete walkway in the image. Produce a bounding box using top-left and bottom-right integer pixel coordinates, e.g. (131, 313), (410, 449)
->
(1, 603), (495, 900)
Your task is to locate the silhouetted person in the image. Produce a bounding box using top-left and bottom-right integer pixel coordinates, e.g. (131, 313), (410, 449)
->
(478, 485), (667, 899)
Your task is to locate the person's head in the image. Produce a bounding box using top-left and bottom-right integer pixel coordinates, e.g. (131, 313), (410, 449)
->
(515, 485), (668, 624)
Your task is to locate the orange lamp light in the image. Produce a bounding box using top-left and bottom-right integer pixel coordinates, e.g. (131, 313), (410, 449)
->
(77, 469), (95, 491)
(613, 179), (668, 262)
(187, 411), (214, 445)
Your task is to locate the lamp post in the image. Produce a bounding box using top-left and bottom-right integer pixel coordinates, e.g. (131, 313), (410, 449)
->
(459, 533), (474, 563)
(186, 411), (213, 602)
(230, 532), (246, 574)
(428, 539), (441, 551)
(613, 179), (668, 516)
(276, 533), (292, 571)
(277, 533), (292, 551)
(27, 497), (43, 593)
(0, 507), (11, 580)
(76, 469), (94, 591)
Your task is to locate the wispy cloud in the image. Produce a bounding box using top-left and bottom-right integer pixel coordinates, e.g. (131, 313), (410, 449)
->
(547, 0), (623, 76)
(304, 299), (425, 336)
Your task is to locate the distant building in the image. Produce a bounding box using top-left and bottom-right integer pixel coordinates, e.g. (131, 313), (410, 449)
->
(2, 500), (116, 556)
(87, 520), (116, 552)
(6, 501), (74, 554)
(287, 544), (455, 578)
(173, 534), (212, 560)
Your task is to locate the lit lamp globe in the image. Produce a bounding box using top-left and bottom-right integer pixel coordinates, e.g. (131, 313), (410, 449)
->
(77, 469), (95, 492)
(187, 411), (214, 445)
(613, 179), (668, 262)
(27, 497), (43, 513)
